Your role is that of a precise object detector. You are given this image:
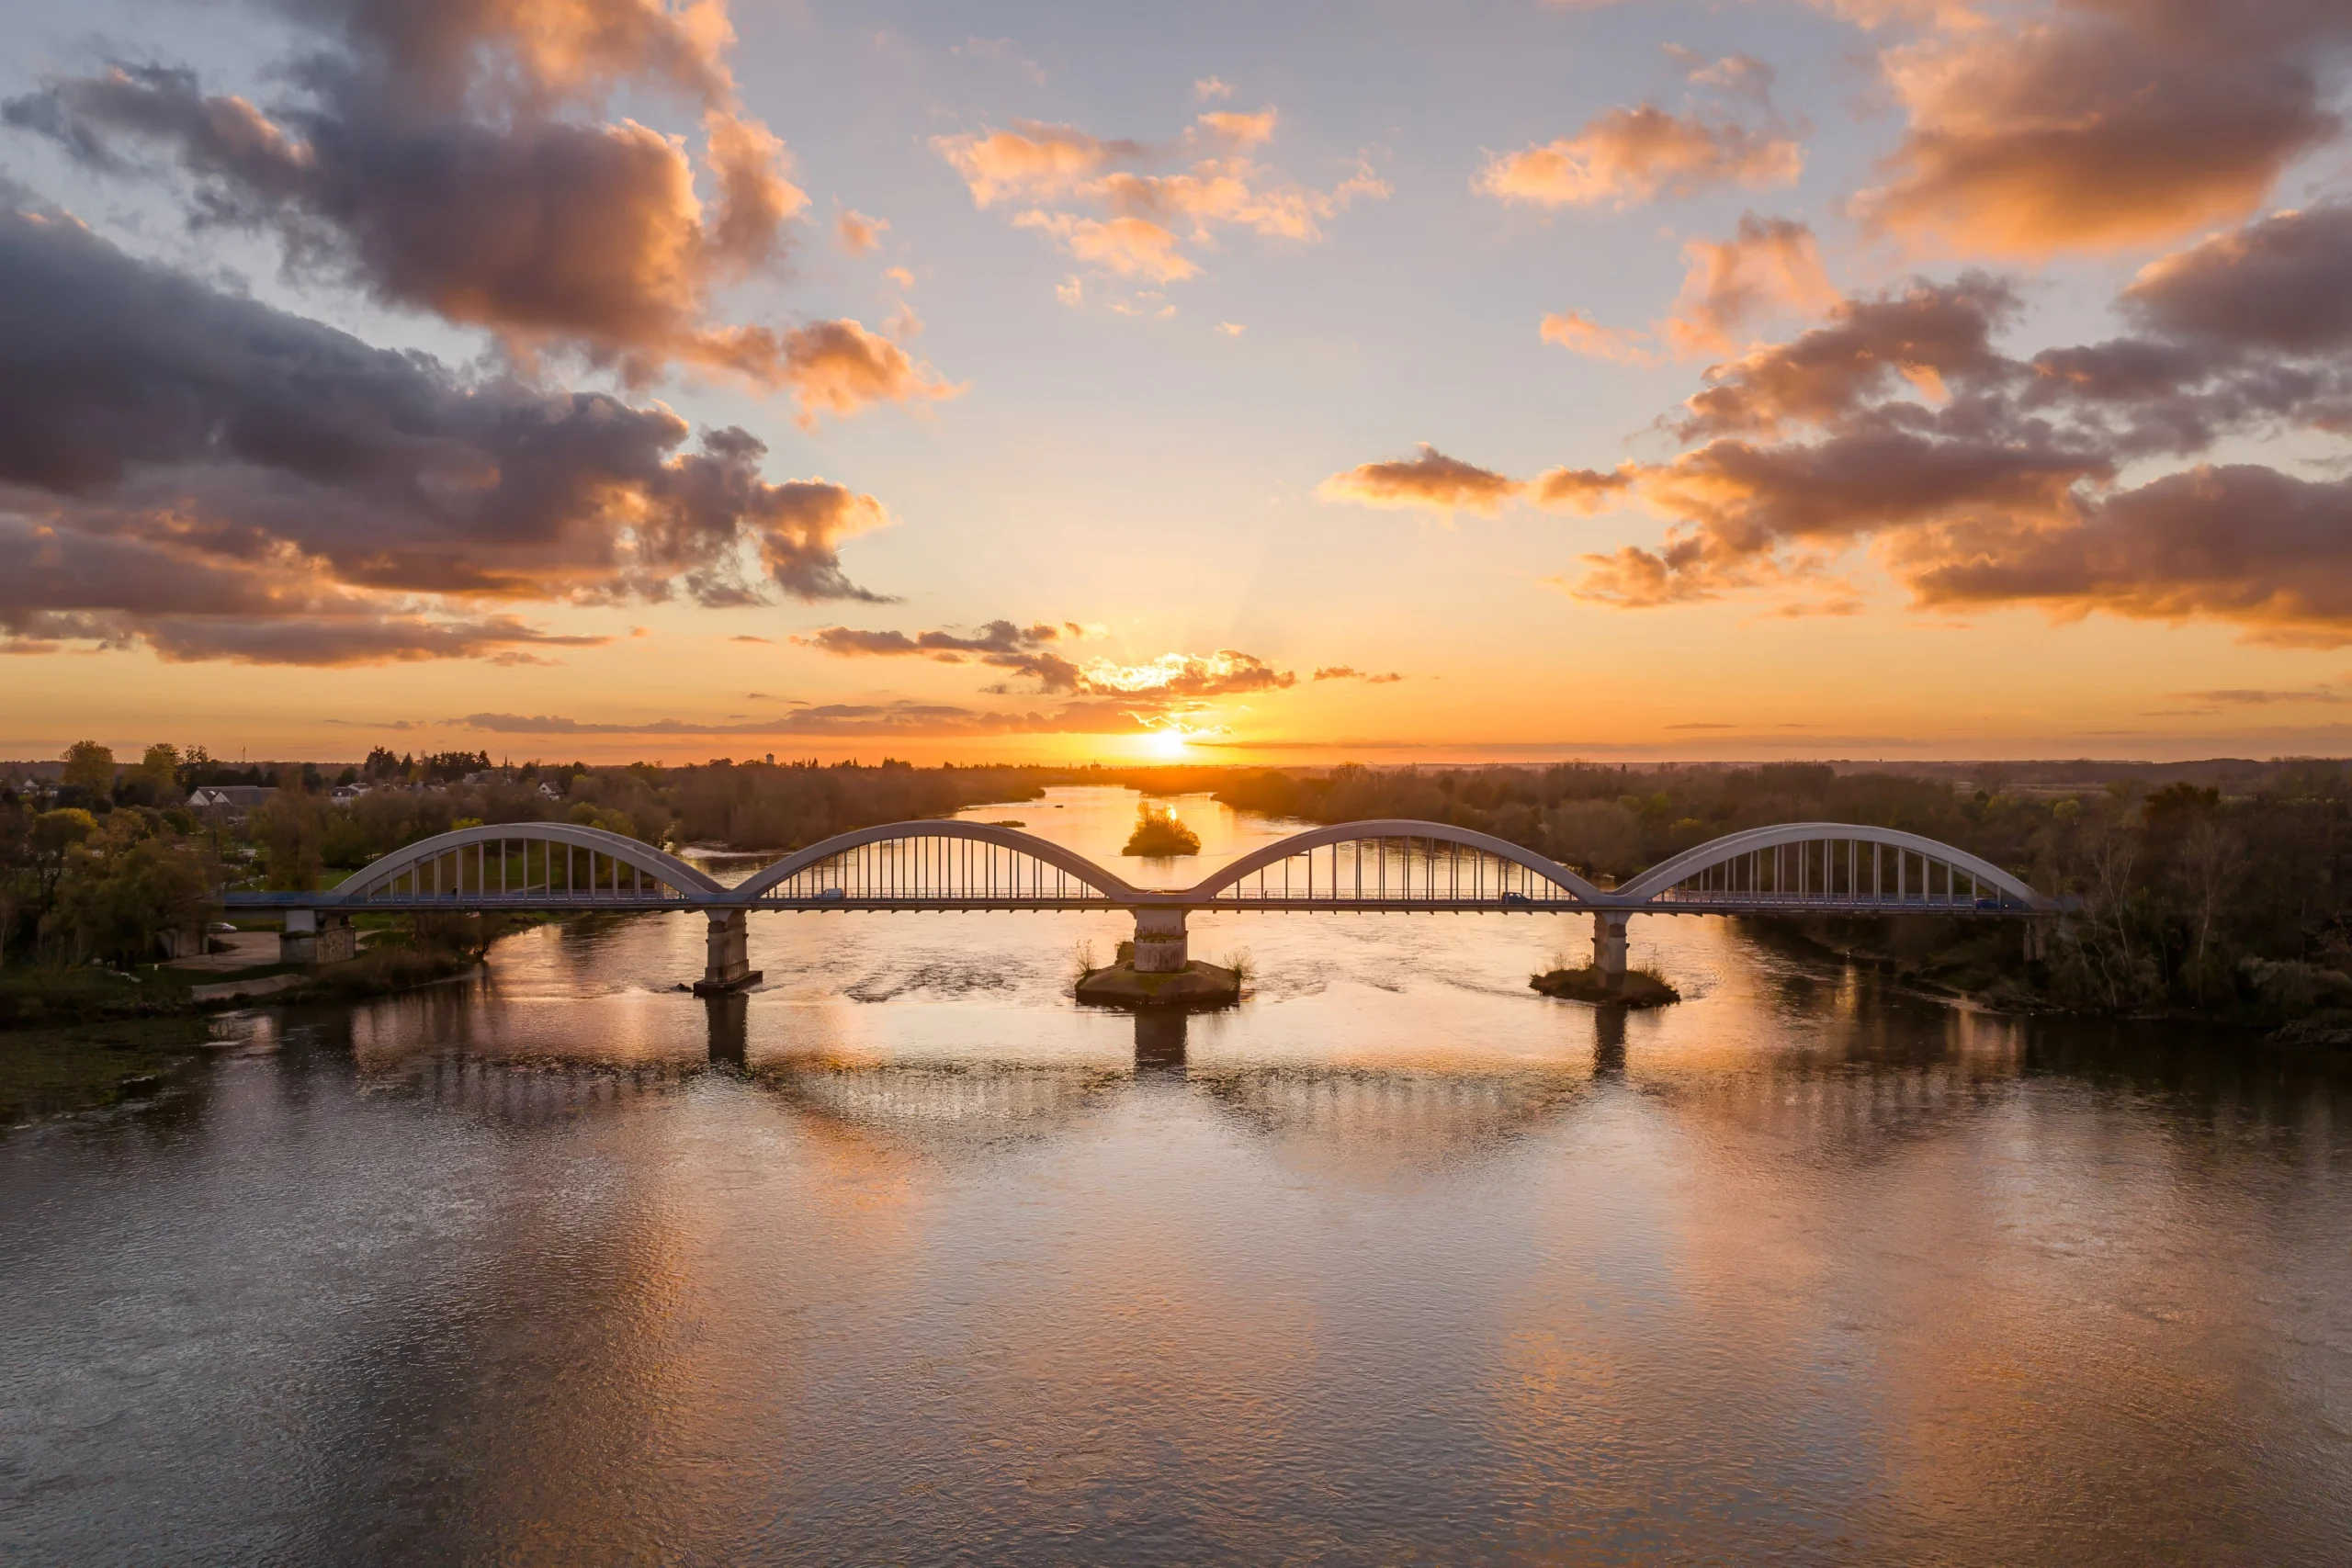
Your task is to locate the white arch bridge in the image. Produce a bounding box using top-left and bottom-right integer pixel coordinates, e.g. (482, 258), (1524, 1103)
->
(224, 818), (2061, 993)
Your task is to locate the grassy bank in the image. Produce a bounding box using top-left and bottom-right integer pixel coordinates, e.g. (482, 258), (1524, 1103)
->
(0, 964), (201, 1030)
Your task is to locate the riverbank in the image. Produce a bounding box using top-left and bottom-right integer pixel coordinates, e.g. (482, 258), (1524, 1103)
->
(1772, 917), (2352, 1054)
(0, 939), (488, 1032)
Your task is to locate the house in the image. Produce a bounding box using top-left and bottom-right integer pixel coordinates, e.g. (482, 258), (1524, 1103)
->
(189, 784), (279, 814)
(333, 784), (371, 802)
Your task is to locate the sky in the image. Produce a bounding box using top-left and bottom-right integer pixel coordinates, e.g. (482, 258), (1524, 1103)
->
(3, 0), (2352, 765)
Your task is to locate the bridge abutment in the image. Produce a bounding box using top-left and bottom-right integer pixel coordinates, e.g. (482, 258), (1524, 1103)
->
(693, 909), (763, 995)
(1591, 912), (1630, 987)
(1131, 907), (1189, 972)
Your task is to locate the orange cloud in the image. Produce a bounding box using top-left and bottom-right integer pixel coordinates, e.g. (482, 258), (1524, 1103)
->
(1531, 466), (1639, 514)
(1193, 107), (1280, 152)
(1540, 310), (1654, 364)
(1073, 649), (1294, 698)
(939, 107), (1385, 297)
(1480, 105), (1801, 207)
(1659, 215), (1838, 356)
(766, 318), (966, 426)
(1853, 0), (2352, 255)
(933, 121), (1144, 206)
(1539, 217), (1837, 367)
(1015, 212), (1198, 282)
(1318, 446), (1522, 513)
(836, 208), (888, 255)
(701, 107), (806, 274)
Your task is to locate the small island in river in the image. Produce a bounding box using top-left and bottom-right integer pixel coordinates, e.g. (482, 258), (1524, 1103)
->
(1122, 801), (1201, 856)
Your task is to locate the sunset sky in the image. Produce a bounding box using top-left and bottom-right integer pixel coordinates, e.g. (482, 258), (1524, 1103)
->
(5, 0), (2352, 763)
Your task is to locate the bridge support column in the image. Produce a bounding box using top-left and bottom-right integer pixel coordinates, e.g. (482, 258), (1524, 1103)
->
(693, 909), (763, 995)
(1591, 912), (1630, 990)
(280, 909), (355, 965)
(1131, 907), (1189, 973)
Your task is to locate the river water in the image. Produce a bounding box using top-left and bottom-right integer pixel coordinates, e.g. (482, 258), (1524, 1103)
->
(3, 786), (2348, 1564)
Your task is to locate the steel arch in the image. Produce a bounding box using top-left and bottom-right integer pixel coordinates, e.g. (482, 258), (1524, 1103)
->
(733, 819), (1147, 904)
(1182, 818), (1606, 904)
(335, 822), (723, 901)
(1612, 821), (2047, 908)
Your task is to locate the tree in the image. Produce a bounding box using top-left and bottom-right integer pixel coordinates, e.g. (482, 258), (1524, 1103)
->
(60, 740), (115, 795)
(112, 743), (187, 808)
(0, 797), (29, 957)
(254, 793), (324, 891)
(29, 808), (96, 907)
(45, 832), (218, 965)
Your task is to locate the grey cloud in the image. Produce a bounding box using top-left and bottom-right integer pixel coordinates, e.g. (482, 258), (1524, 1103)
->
(2122, 203), (2352, 351)
(0, 205), (889, 610)
(800, 620), (1083, 691)
(1906, 466), (2352, 647)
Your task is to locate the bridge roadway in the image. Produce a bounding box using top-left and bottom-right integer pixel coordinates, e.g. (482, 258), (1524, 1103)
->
(224, 818), (2061, 993)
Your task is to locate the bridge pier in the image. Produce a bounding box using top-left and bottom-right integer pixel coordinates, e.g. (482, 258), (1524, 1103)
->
(693, 909), (763, 995)
(280, 909), (355, 965)
(1131, 907), (1189, 973)
(1591, 912), (1630, 989)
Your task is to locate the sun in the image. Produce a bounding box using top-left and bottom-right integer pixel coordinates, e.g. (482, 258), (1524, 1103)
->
(1144, 728), (1191, 760)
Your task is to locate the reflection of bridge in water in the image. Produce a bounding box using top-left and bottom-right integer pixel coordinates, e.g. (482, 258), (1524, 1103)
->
(713, 991), (1595, 1160)
(333, 990), (2026, 1172)
(225, 818), (2060, 991)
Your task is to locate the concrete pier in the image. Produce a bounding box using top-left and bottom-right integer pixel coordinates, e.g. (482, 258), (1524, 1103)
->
(1132, 907), (1189, 972)
(1591, 912), (1630, 987)
(693, 909), (763, 995)
(280, 909), (356, 965)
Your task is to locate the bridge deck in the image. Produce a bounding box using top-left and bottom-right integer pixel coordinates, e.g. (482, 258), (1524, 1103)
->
(221, 891), (2039, 916)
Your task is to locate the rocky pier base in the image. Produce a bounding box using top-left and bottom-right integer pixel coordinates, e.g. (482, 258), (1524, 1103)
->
(1077, 942), (1241, 1010)
(1530, 967), (1681, 1008)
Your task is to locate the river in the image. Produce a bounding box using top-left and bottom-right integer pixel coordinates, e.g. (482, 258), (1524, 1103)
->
(3, 786), (2348, 1563)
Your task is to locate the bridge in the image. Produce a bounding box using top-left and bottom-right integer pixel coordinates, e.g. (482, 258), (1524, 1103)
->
(223, 818), (2059, 994)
